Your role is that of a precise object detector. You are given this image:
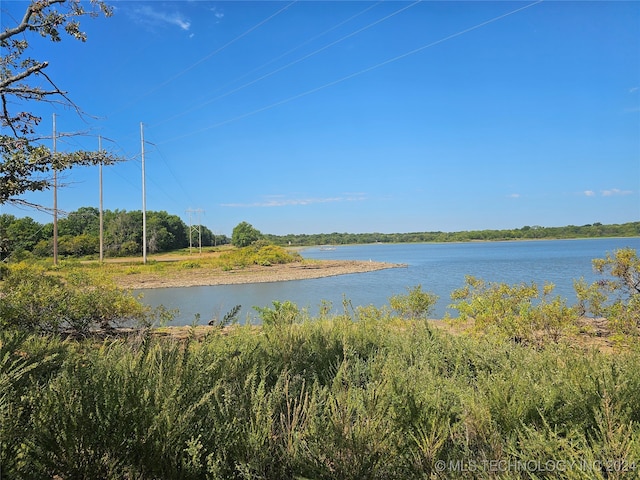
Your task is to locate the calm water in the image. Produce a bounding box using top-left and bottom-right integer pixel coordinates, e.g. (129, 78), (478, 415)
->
(138, 238), (640, 325)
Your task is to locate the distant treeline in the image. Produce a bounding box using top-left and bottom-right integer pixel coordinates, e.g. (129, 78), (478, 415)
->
(265, 222), (640, 246)
(2, 208), (638, 260)
(0, 207), (229, 260)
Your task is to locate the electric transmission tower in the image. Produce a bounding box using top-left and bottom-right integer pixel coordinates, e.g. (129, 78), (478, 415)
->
(186, 208), (204, 254)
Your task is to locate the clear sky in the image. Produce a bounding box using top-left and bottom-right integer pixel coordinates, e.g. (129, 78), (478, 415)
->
(2, 0), (639, 236)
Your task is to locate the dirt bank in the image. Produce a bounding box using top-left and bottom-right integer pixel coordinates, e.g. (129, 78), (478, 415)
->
(114, 260), (406, 290)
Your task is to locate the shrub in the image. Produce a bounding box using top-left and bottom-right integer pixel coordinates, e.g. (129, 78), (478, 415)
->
(218, 244), (300, 269)
(575, 248), (640, 339)
(254, 300), (301, 327)
(389, 284), (438, 319)
(252, 244), (299, 266)
(449, 276), (579, 344)
(180, 260), (201, 269)
(120, 240), (139, 256)
(0, 264), (170, 334)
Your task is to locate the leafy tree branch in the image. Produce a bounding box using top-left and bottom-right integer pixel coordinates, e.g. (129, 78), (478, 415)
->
(1, 0), (120, 207)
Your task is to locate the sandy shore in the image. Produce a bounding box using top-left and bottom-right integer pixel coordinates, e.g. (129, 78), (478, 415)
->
(115, 260), (406, 290)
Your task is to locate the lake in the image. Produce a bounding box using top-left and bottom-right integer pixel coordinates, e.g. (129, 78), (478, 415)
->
(138, 237), (640, 325)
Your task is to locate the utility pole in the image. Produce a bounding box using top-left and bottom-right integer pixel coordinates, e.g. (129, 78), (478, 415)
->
(52, 114), (58, 266)
(140, 122), (147, 264)
(98, 136), (104, 263)
(186, 208), (204, 255)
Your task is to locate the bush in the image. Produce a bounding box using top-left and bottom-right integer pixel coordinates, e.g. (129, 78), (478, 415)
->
(575, 248), (640, 339)
(449, 276), (579, 344)
(0, 264), (170, 334)
(218, 244), (300, 269)
(120, 240), (139, 256)
(254, 300), (301, 327)
(252, 244), (300, 266)
(180, 260), (201, 269)
(389, 284), (438, 319)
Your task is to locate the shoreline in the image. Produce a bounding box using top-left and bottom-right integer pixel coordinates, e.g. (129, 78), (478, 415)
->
(115, 260), (406, 290)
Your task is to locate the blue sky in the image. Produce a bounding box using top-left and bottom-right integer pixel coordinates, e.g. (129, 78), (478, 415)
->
(2, 0), (639, 236)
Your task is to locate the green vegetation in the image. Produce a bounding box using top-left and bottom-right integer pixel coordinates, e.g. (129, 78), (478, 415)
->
(448, 247), (640, 346)
(1, 0), (118, 208)
(2, 314), (640, 478)
(265, 221), (640, 246)
(389, 284), (438, 320)
(0, 208), (228, 261)
(2, 210), (637, 262)
(1, 248), (639, 478)
(0, 241), (303, 290)
(218, 242), (302, 270)
(4, 11), (636, 476)
(0, 264), (173, 335)
(574, 247), (640, 341)
(450, 277), (579, 345)
(231, 221), (263, 248)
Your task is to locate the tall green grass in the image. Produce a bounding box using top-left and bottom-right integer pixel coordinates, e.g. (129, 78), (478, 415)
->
(2, 317), (639, 479)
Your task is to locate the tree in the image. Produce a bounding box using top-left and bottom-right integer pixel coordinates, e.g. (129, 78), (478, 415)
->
(7, 215), (44, 253)
(58, 206), (100, 236)
(231, 221), (263, 248)
(104, 210), (141, 256)
(575, 248), (640, 337)
(0, 0), (121, 209)
(592, 247), (640, 297)
(147, 211), (188, 251)
(0, 213), (46, 259)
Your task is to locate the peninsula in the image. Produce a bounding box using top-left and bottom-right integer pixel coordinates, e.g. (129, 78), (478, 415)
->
(113, 259), (404, 290)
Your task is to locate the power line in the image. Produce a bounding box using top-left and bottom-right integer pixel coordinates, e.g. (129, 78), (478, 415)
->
(127, 142), (194, 214)
(150, 1), (391, 129)
(151, 143), (195, 206)
(207, 2), (383, 94)
(159, 0), (544, 146)
(109, 1), (298, 118)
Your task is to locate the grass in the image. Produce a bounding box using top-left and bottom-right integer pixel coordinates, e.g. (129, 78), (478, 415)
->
(2, 248), (637, 478)
(12, 244), (305, 290)
(2, 314), (639, 479)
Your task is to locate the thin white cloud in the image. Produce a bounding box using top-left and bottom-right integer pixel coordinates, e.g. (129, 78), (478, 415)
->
(507, 193), (521, 199)
(133, 5), (191, 31)
(601, 188), (633, 197)
(211, 6), (224, 21)
(221, 194), (366, 208)
(583, 188), (634, 197)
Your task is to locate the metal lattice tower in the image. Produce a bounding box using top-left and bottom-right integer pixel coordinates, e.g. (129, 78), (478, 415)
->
(186, 208), (204, 254)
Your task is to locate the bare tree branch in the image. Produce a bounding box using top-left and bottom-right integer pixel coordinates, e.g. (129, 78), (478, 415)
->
(0, 62), (49, 91)
(0, 95), (19, 136)
(5, 197), (64, 215)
